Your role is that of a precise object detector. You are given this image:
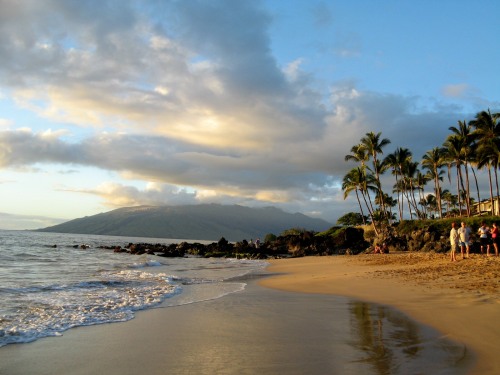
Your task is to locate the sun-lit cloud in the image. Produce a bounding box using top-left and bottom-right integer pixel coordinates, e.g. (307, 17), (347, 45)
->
(0, 118), (12, 128)
(0, 211), (66, 230)
(0, 0), (498, 228)
(441, 83), (472, 98)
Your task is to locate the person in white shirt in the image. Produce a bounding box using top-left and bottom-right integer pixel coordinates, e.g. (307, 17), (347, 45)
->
(458, 222), (471, 259)
(477, 222), (491, 255)
(449, 222), (459, 262)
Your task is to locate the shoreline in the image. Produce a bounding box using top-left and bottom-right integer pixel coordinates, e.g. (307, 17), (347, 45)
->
(0, 252), (495, 374)
(0, 274), (470, 375)
(259, 253), (500, 375)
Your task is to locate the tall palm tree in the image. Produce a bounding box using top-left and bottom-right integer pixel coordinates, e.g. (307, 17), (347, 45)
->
(342, 168), (367, 225)
(476, 145), (497, 215)
(344, 144), (369, 171)
(384, 147), (412, 221)
(415, 171), (431, 218)
(375, 193), (397, 222)
(403, 160), (421, 218)
(443, 135), (468, 215)
(360, 132), (391, 219)
(342, 167), (378, 234)
(422, 194), (438, 218)
(440, 189), (452, 217)
(422, 147), (446, 218)
(449, 120), (477, 214)
(491, 148), (500, 206)
(470, 109), (500, 214)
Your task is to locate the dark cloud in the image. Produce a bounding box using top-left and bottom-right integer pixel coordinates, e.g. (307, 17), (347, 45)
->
(0, 0), (497, 225)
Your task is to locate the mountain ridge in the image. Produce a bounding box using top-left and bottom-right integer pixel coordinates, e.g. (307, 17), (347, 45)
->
(36, 204), (332, 242)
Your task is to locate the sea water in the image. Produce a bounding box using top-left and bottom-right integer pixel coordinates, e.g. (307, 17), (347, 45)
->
(0, 230), (472, 374)
(0, 230), (266, 347)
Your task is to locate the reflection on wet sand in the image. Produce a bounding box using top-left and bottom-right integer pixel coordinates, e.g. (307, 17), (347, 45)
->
(349, 301), (470, 375)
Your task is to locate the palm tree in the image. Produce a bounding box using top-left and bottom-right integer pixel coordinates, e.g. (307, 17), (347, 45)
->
(384, 147), (412, 221)
(380, 193), (397, 221)
(342, 167), (378, 234)
(470, 109), (500, 214)
(443, 135), (468, 215)
(360, 132), (391, 219)
(345, 144), (369, 171)
(415, 171), (431, 218)
(403, 160), (421, 218)
(476, 145), (497, 215)
(449, 120), (477, 215)
(422, 147), (447, 218)
(421, 194), (438, 218)
(440, 189), (452, 217)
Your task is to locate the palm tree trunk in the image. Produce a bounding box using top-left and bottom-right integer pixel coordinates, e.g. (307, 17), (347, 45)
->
(495, 166), (499, 215)
(463, 162), (471, 216)
(434, 170), (443, 219)
(456, 164), (462, 215)
(410, 181), (420, 218)
(488, 163), (494, 215)
(470, 163), (481, 215)
(360, 190), (378, 236)
(355, 189), (367, 225)
(395, 175), (404, 221)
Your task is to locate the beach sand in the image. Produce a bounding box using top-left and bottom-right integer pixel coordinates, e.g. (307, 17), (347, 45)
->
(0, 280), (469, 375)
(0, 252), (496, 374)
(260, 253), (500, 375)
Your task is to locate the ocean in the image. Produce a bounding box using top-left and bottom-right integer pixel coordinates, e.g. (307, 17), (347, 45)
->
(0, 230), (471, 374)
(0, 230), (266, 347)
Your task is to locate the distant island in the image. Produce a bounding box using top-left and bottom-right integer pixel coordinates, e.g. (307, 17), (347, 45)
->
(36, 204), (332, 242)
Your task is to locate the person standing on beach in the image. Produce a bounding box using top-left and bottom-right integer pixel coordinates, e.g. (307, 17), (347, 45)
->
(449, 222), (459, 262)
(477, 222), (491, 255)
(491, 222), (499, 256)
(458, 222), (471, 259)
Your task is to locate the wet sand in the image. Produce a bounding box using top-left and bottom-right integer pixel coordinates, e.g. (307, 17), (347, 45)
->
(260, 253), (500, 375)
(0, 264), (472, 375)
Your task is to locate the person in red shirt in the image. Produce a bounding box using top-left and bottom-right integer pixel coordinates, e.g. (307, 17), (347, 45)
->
(490, 222), (499, 257)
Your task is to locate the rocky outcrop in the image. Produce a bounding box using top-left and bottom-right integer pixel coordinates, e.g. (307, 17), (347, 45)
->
(94, 226), (369, 259)
(87, 222), (465, 259)
(370, 224), (462, 254)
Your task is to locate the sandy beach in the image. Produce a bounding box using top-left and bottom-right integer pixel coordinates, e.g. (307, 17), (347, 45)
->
(260, 253), (500, 375)
(0, 252), (497, 374)
(0, 276), (468, 375)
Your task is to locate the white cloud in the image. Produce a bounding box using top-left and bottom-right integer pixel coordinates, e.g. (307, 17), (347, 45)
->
(0, 211), (66, 230)
(0, 118), (12, 128)
(283, 58), (304, 82)
(442, 83), (471, 98)
(0, 0), (496, 224)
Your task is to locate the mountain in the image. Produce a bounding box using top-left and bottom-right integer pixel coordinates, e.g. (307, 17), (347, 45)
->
(36, 204), (332, 242)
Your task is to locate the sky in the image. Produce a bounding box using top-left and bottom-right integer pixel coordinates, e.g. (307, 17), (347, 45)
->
(1, 0), (499, 230)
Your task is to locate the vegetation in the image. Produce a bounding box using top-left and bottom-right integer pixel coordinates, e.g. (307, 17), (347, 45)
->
(336, 212), (369, 226)
(264, 233), (277, 243)
(395, 215), (500, 237)
(280, 227), (308, 236)
(343, 109), (500, 233)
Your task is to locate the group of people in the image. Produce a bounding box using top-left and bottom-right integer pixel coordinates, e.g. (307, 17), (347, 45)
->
(449, 221), (500, 261)
(373, 242), (389, 254)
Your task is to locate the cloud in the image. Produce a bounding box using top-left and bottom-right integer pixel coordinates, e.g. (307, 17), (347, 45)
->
(0, 118), (12, 128)
(82, 182), (198, 207)
(0, 211), (66, 230)
(441, 83), (472, 98)
(311, 2), (333, 28)
(0, 85), (463, 209)
(0, 0), (493, 223)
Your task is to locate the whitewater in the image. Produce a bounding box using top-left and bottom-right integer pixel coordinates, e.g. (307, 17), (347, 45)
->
(0, 230), (267, 347)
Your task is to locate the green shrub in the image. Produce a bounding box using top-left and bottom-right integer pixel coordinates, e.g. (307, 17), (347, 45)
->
(264, 233), (277, 243)
(396, 216), (500, 237)
(280, 227), (308, 236)
(315, 226), (342, 237)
